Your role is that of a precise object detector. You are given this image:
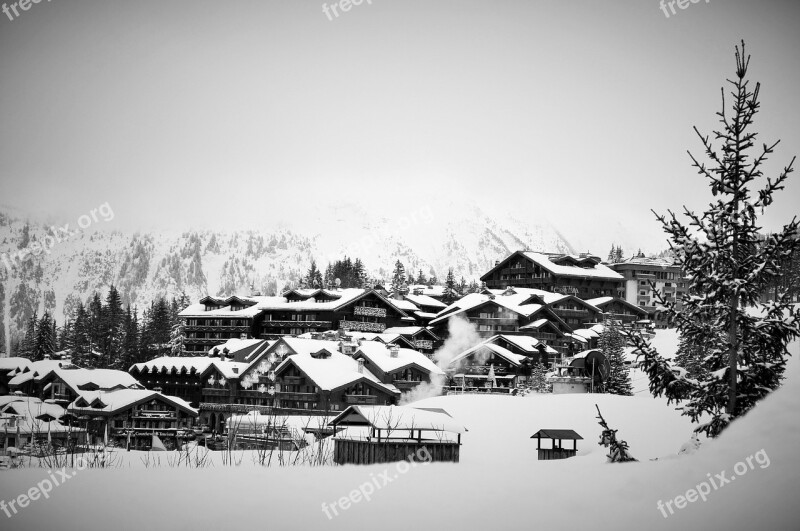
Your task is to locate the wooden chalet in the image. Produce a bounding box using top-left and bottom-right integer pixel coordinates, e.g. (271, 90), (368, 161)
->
(481, 251), (624, 299)
(352, 342), (445, 396)
(67, 389), (198, 450)
(584, 297), (649, 325)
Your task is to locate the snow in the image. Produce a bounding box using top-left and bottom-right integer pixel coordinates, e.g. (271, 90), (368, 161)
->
(1, 333), (797, 531)
(521, 251), (624, 280)
(68, 388), (197, 415)
(354, 343), (444, 375)
(276, 350), (398, 396)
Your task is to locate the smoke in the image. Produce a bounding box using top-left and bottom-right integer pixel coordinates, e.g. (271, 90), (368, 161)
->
(400, 315), (481, 405)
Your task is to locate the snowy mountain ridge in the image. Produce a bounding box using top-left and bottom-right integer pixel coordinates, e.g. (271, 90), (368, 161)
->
(0, 202), (573, 352)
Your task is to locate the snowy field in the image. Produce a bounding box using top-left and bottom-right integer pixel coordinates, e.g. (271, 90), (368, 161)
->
(1, 332), (798, 530)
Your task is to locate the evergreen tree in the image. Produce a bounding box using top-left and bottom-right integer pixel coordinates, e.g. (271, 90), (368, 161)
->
(615, 246), (624, 263)
(598, 322), (632, 396)
(607, 244), (617, 263)
(468, 280), (480, 294)
(34, 312), (56, 360)
(119, 306), (141, 369)
(70, 302), (92, 365)
(458, 277), (468, 296)
(168, 320), (187, 357)
(102, 285), (124, 369)
(416, 269), (427, 286)
(530, 361), (552, 393)
(390, 260), (407, 295)
(145, 298), (172, 358)
(306, 260), (323, 289)
(443, 268), (458, 303)
(19, 311), (38, 360)
(630, 42), (800, 437)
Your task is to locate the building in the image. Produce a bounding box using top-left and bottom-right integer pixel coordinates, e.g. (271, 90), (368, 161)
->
(429, 288), (571, 340)
(382, 326), (441, 355)
(129, 338), (268, 407)
(67, 389), (198, 450)
(271, 341), (401, 413)
(445, 334), (558, 392)
(608, 256), (687, 326)
(584, 297), (649, 325)
(1, 397), (87, 453)
(179, 288), (417, 354)
(352, 342), (444, 397)
(481, 251), (624, 299)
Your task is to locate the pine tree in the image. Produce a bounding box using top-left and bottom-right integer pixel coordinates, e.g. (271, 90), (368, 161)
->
(168, 320), (186, 357)
(19, 311), (38, 360)
(102, 285), (124, 369)
(119, 306), (141, 369)
(306, 260), (323, 289)
(391, 260), (407, 295)
(468, 280), (480, 294)
(443, 268), (458, 303)
(615, 246), (624, 263)
(458, 277), (468, 296)
(607, 244), (617, 263)
(599, 322), (632, 396)
(630, 42), (800, 437)
(416, 269), (427, 286)
(530, 361), (552, 393)
(34, 312), (56, 360)
(70, 302), (92, 365)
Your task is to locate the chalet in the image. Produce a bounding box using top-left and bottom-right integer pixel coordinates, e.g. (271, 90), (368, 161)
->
(429, 289), (571, 341)
(67, 388), (198, 450)
(382, 326), (441, 355)
(271, 340), (401, 413)
(129, 338), (269, 408)
(352, 343), (444, 396)
(396, 290), (448, 325)
(5, 357), (76, 396)
(0, 357), (32, 396)
(481, 251), (624, 299)
(584, 297), (649, 325)
(1, 397), (87, 452)
(447, 343), (527, 393)
(180, 288), (416, 354)
(33, 367), (144, 407)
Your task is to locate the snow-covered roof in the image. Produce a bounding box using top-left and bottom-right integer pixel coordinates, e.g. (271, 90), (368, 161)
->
(8, 359), (72, 384)
(132, 356), (250, 380)
(1, 396), (66, 420)
(407, 285), (446, 297)
(449, 342), (528, 367)
(585, 296), (614, 307)
(354, 342), (444, 376)
(495, 334), (558, 355)
(276, 350), (399, 396)
(430, 288), (559, 325)
(521, 252), (624, 280)
(382, 326), (437, 338)
(68, 389), (198, 416)
(389, 298), (421, 312)
(46, 368), (142, 392)
(404, 293), (447, 309)
(570, 323), (606, 341)
(330, 405), (466, 434)
(0, 357), (32, 373)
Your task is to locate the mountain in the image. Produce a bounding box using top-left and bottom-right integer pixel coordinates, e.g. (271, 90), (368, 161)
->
(0, 200), (573, 353)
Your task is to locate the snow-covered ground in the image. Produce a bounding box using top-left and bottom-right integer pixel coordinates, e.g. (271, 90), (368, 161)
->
(1, 332), (798, 530)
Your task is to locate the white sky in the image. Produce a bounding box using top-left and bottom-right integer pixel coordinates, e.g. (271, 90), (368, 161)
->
(1, 0), (798, 254)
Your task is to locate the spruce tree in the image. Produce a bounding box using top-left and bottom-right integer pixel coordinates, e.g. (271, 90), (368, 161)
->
(34, 312), (56, 360)
(599, 322), (632, 396)
(630, 42), (800, 437)
(443, 268), (458, 303)
(20, 311), (38, 360)
(168, 320), (187, 357)
(391, 260), (407, 295)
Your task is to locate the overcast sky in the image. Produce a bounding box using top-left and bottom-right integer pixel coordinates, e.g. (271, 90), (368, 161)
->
(1, 0), (798, 254)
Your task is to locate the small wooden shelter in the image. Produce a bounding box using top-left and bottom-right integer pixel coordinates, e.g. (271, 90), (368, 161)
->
(329, 405), (466, 465)
(531, 429), (583, 460)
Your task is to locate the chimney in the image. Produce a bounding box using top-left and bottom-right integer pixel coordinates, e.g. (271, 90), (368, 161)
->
(389, 345), (400, 358)
(357, 359), (364, 373)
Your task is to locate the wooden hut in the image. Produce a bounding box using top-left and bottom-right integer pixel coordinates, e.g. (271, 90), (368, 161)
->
(329, 405), (466, 465)
(531, 429), (583, 460)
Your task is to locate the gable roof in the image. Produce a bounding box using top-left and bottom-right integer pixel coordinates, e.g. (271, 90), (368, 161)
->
(275, 350), (399, 396)
(449, 343), (528, 367)
(585, 297), (648, 316)
(481, 251), (624, 282)
(531, 429), (583, 440)
(354, 342), (444, 376)
(329, 405), (466, 433)
(67, 388), (198, 416)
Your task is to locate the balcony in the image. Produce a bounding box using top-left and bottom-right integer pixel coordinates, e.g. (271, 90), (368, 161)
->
(473, 317), (518, 326)
(340, 320), (386, 333)
(202, 388), (230, 397)
(354, 306), (387, 318)
(282, 376), (303, 385)
(414, 340), (433, 350)
(262, 320), (332, 329)
(393, 380), (423, 391)
(278, 392), (320, 402)
(554, 309), (590, 317)
(344, 395), (379, 405)
(185, 325), (250, 332)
